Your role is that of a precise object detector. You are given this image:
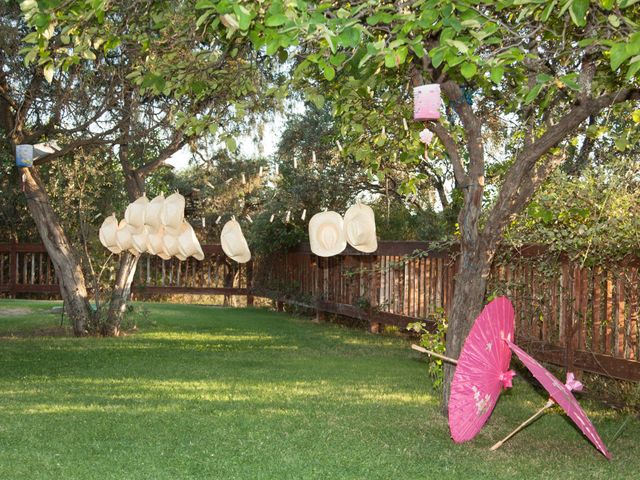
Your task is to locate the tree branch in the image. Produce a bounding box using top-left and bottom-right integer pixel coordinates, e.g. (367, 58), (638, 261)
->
(428, 122), (467, 187)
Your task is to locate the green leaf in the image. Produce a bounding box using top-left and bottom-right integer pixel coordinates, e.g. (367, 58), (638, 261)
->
(536, 73), (553, 83)
(569, 0), (589, 27)
(265, 14), (288, 27)
(448, 39), (469, 54)
(490, 66), (504, 84)
(610, 42), (631, 70)
(323, 64), (335, 81)
(524, 83), (543, 104)
(460, 62), (477, 79)
(608, 14), (621, 27)
(599, 0), (614, 9)
(43, 62), (54, 83)
(632, 110), (640, 123)
(225, 136), (237, 152)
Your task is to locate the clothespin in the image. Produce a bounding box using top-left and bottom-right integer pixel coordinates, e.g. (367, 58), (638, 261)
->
(294, 157), (298, 169)
(259, 166), (263, 176)
(336, 140), (343, 153)
(231, 215), (236, 222)
(241, 173), (246, 184)
(246, 214), (253, 223)
(285, 211), (291, 223)
(402, 118), (408, 131)
(205, 181), (215, 189)
(225, 178), (233, 184)
(275, 164), (279, 175)
(311, 151), (316, 164)
(201, 217), (206, 228)
(301, 209), (307, 221)
(216, 215), (222, 224)
(381, 126), (386, 136)
(269, 213), (275, 223)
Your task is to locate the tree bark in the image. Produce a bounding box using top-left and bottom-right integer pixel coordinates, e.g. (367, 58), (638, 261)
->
(103, 252), (139, 336)
(21, 167), (92, 335)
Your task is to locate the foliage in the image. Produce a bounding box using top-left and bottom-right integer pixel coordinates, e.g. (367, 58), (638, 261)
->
(407, 308), (449, 391)
(504, 161), (640, 263)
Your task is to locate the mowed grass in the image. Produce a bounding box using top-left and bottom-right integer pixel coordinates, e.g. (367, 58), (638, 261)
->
(0, 300), (638, 479)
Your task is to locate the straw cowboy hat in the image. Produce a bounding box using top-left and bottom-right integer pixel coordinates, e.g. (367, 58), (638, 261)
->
(308, 211), (346, 257)
(99, 213), (121, 254)
(343, 203), (378, 253)
(175, 222), (205, 261)
(145, 193), (165, 232)
(162, 233), (184, 260)
(125, 194), (149, 229)
(131, 226), (150, 254)
(220, 218), (251, 263)
(115, 220), (141, 255)
(162, 191), (185, 231)
(147, 226), (165, 256)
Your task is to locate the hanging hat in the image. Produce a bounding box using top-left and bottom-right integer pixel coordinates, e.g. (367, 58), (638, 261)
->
(175, 221), (205, 261)
(308, 211), (346, 257)
(343, 203), (378, 253)
(125, 194), (149, 229)
(147, 226), (165, 256)
(162, 233), (182, 258)
(220, 219), (251, 263)
(131, 226), (150, 254)
(115, 220), (140, 255)
(162, 191), (185, 230)
(99, 213), (121, 253)
(145, 193), (165, 232)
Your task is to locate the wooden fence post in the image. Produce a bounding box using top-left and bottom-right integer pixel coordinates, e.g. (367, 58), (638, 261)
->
(9, 239), (17, 298)
(246, 261), (254, 307)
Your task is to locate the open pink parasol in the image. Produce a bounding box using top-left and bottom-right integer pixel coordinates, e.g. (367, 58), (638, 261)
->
(448, 296), (516, 443)
(500, 340), (612, 459)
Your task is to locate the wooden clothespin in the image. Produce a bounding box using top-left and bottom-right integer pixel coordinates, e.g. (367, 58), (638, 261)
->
(216, 215), (222, 224)
(301, 209), (307, 221)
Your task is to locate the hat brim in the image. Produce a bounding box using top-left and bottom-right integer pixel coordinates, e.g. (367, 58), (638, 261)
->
(343, 204), (378, 254)
(309, 211), (346, 257)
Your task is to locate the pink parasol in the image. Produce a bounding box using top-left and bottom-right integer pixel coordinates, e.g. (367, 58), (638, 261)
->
(500, 340), (611, 459)
(448, 296), (516, 443)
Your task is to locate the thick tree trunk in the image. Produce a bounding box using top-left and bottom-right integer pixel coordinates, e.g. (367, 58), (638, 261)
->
(441, 241), (494, 415)
(103, 252), (139, 336)
(22, 167), (92, 336)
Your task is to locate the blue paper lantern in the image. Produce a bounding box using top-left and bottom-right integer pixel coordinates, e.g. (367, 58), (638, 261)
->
(16, 144), (34, 167)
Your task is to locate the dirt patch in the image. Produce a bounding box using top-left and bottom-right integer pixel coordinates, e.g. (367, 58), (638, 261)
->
(0, 307), (33, 317)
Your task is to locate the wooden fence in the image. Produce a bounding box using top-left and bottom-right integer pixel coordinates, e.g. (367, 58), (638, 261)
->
(1, 241), (638, 382)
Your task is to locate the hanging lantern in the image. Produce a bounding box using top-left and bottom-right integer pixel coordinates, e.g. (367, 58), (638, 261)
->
(413, 84), (441, 121)
(16, 145), (34, 167)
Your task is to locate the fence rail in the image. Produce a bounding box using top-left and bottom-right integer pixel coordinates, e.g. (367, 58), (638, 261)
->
(1, 241), (638, 382)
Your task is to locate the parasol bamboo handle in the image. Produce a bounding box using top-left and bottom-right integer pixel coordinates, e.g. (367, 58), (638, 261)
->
(411, 344), (458, 365)
(490, 400), (554, 451)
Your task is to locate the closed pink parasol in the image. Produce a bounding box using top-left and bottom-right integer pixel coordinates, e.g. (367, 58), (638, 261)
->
(504, 340), (612, 459)
(448, 296), (516, 443)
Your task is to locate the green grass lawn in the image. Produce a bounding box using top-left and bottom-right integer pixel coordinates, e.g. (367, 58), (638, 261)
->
(0, 299), (638, 479)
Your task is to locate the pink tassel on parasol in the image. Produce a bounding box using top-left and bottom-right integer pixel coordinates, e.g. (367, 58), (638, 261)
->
(492, 340), (612, 459)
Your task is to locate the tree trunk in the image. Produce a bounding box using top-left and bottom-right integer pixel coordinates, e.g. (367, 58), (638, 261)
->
(441, 241), (495, 415)
(21, 167), (92, 336)
(103, 252), (139, 336)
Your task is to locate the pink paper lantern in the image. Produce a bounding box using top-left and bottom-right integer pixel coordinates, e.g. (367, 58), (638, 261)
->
(413, 84), (441, 120)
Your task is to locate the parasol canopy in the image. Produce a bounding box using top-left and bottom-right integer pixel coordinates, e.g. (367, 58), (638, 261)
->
(449, 296), (516, 443)
(506, 340), (612, 459)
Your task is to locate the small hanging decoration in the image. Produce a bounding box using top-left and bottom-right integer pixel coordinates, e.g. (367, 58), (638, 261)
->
(216, 215), (222, 224)
(301, 209), (307, 221)
(413, 84), (441, 121)
(16, 144), (34, 167)
(336, 140), (343, 153)
(275, 164), (279, 175)
(259, 166), (263, 176)
(312, 151), (316, 164)
(270, 213), (275, 223)
(285, 210), (291, 223)
(241, 172), (246, 184)
(402, 118), (408, 131)
(420, 128), (434, 144)
(246, 214), (253, 223)
(294, 157), (298, 169)
(201, 217), (206, 228)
